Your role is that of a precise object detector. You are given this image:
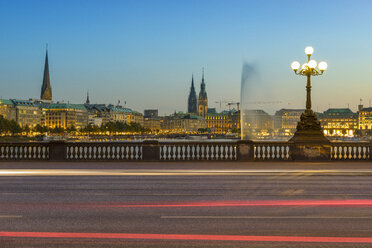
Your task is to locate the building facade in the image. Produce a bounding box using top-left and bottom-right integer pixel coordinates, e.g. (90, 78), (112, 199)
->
(162, 113), (207, 132)
(45, 103), (88, 130)
(358, 106), (372, 133)
(318, 108), (357, 137)
(274, 109), (304, 132)
(12, 100), (42, 128)
(0, 99), (16, 121)
(206, 110), (240, 134)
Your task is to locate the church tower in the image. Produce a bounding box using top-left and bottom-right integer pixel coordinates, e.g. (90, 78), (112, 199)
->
(197, 69), (208, 117)
(187, 75), (197, 114)
(40, 48), (52, 101)
(86, 90), (90, 104)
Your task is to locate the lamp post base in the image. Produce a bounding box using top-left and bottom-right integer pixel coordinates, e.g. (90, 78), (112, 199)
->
(290, 110), (330, 161)
(290, 110), (328, 142)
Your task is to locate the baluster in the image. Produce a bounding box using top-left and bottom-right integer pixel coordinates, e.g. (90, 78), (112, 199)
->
(263, 145), (268, 160)
(231, 144), (235, 160)
(109, 145), (114, 160)
(221, 145), (226, 160)
(359, 146), (364, 160)
(350, 146), (355, 160)
(178, 145), (182, 160)
(341, 146), (346, 160)
(345, 146), (350, 160)
(122, 145), (127, 160)
(168, 145), (173, 160)
(335, 146), (340, 160)
(207, 145), (211, 160)
(160, 144), (164, 160)
(0, 146), (3, 160)
(279, 145), (283, 160)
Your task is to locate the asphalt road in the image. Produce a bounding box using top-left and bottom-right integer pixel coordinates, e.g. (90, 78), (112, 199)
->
(1, 162), (372, 247)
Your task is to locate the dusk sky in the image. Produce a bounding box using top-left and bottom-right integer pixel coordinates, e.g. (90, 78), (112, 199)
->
(1, 0), (371, 114)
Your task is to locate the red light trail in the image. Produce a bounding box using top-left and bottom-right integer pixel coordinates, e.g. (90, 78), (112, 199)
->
(94, 199), (372, 208)
(0, 231), (372, 243)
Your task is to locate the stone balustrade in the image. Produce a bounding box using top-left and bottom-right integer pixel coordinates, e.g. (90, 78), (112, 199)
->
(0, 140), (371, 162)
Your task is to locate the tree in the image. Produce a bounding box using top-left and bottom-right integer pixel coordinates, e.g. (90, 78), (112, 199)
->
(23, 125), (30, 133)
(9, 120), (22, 134)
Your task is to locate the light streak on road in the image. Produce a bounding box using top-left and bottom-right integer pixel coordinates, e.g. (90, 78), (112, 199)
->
(93, 199), (372, 208)
(0, 231), (372, 243)
(1, 169), (372, 176)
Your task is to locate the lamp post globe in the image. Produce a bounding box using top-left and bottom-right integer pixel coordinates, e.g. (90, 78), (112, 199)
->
(305, 46), (314, 56)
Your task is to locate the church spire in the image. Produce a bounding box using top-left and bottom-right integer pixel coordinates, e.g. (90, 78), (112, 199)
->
(86, 90), (90, 104)
(187, 74), (197, 114)
(41, 46), (52, 101)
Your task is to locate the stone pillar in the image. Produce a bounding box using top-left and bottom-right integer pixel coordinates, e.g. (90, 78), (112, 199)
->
(49, 141), (66, 161)
(292, 140), (331, 161)
(237, 140), (254, 161)
(142, 140), (160, 161)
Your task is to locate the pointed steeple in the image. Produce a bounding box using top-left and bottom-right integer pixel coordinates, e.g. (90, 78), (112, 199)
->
(199, 67), (207, 98)
(41, 46), (52, 100)
(191, 74), (195, 90)
(187, 74), (197, 114)
(86, 90), (90, 104)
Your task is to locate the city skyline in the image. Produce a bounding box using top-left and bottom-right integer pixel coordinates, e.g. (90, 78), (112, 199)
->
(1, 0), (372, 114)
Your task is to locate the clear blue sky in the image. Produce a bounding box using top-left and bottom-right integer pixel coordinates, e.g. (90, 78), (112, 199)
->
(0, 0), (371, 114)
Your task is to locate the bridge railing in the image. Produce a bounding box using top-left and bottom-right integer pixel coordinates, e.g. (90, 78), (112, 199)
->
(330, 142), (370, 160)
(254, 142), (294, 161)
(0, 140), (371, 162)
(158, 141), (237, 161)
(0, 142), (49, 161)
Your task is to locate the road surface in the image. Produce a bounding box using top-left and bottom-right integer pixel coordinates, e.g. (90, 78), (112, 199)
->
(1, 161), (372, 247)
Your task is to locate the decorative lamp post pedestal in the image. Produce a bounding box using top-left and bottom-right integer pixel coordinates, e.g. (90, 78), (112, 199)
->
(289, 47), (330, 161)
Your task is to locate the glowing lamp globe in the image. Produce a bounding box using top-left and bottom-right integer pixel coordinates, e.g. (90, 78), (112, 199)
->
(308, 60), (317, 69)
(301, 63), (308, 70)
(291, 61), (300, 71)
(305, 46), (314, 55)
(318, 61), (328, 71)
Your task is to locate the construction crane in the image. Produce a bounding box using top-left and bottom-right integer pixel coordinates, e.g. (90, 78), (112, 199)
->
(226, 102), (240, 111)
(215, 100), (228, 112)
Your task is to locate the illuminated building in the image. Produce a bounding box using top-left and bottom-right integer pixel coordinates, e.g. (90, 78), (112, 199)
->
(130, 111), (144, 126)
(358, 106), (372, 134)
(12, 100), (42, 128)
(274, 109), (304, 133)
(197, 69), (208, 117)
(0, 99), (16, 121)
(162, 113), (207, 132)
(45, 103), (88, 130)
(205, 110), (240, 134)
(144, 117), (162, 131)
(319, 108), (357, 137)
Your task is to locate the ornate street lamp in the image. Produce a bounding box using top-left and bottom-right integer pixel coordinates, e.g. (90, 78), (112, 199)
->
(290, 46), (328, 141)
